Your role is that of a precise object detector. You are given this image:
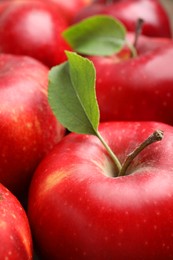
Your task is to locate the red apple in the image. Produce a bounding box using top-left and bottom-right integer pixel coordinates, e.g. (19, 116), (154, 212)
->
(28, 121), (173, 259)
(73, 0), (172, 38)
(0, 53), (65, 196)
(0, 0), (71, 68)
(1, 0), (92, 24)
(87, 39), (173, 124)
(0, 183), (33, 259)
(63, 15), (173, 125)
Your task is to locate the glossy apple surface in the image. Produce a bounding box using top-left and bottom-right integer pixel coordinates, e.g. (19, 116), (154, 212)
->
(28, 121), (173, 260)
(0, 183), (33, 259)
(0, 54), (65, 196)
(86, 38), (173, 125)
(74, 0), (172, 38)
(0, 0), (71, 67)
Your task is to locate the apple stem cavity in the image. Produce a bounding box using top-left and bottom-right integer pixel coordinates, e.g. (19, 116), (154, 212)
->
(98, 129), (164, 177)
(119, 129), (164, 177)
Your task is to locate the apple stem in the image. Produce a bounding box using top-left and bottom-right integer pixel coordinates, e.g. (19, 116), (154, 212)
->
(93, 0), (114, 4)
(133, 18), (144, 49)
(92, 0), (114, 5)
(105, 0), (114, 5)
(118, 129), (164, 177)
(122, 18), (144, 58)
(97, 131), (122, 174)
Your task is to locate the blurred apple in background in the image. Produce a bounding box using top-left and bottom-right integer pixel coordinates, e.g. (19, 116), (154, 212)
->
(73, 0), (172, 38)
(0, 0), (92, 24)
(0, 0), (71, 68)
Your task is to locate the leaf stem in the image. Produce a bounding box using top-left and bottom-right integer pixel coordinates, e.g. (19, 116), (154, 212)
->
(125, 41), (137, 57)
(96, 131), (122, 174)
(119, 130), (164, 177)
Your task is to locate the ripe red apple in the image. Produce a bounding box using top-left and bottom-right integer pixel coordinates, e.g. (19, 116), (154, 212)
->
(0, 53), (65, 196)
(0, 0), (71, 68)
(87, 39), (173, 124)
(28, 121), (173, 259)
(0, 183), (33, 259)
(63, 15), (173, 125)
(1, 0), (92, 24)
(73, 0), (172, 38)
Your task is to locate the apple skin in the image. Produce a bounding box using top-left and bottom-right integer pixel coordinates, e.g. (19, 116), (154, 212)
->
(0, 54), (65, 196)
(73, 0), (172, 38)
(1, 0), (92, 24)
(126, 32), (173, 54)
(0, 183), (33, 259)
(86, 39), (173, 125)
(28, 121), (173, 260)
(0, 0), (71, 68)
(42, 0), (92, 23)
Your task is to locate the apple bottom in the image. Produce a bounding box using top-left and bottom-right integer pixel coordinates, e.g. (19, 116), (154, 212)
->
(28, 121), (173, 260)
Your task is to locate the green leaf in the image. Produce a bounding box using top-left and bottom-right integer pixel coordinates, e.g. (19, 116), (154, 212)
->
(48, 51), (100, 135)
(48, 51), (122, 173)
(63, 15), (126, 56)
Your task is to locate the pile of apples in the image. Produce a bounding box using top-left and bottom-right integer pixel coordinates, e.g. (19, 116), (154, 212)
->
(0, 0), (173, 259)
